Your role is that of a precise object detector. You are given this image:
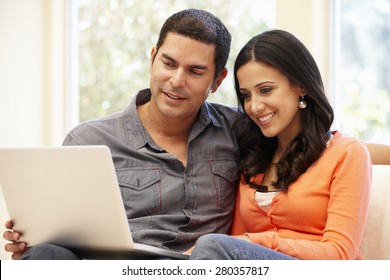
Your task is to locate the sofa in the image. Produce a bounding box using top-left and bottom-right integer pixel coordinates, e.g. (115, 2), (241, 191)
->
(1, 164), (389, 260)
(361, 164), (390, 259)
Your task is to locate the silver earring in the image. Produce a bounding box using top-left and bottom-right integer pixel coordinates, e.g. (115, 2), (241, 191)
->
(299, 96), (307, 109)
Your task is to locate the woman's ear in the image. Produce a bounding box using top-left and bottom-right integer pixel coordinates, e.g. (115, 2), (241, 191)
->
(297, 84), (307, 97)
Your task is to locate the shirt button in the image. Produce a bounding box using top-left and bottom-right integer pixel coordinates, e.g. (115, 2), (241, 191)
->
(184, 210), (192, 216)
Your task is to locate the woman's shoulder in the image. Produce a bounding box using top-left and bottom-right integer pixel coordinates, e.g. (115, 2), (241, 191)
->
(327, 130), (370, 157)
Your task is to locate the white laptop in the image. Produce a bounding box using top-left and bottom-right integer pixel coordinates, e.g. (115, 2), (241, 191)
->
(0, 146), (189, 259)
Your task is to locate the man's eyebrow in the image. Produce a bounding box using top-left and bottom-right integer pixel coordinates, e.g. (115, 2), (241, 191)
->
(161, 53), (208, 70)
(161, 53), (175, 62)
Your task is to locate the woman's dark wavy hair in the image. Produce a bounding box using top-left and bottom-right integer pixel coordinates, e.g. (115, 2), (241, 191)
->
(234, 29), (334, 192)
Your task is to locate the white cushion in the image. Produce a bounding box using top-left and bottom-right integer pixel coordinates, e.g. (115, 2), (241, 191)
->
(361, 165), (390, 259)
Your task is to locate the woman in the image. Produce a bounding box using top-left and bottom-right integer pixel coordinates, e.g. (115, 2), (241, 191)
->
(189, 29), (372, 260)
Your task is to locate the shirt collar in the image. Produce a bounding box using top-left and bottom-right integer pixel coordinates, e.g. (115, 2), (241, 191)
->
(123, 89), (222, 150)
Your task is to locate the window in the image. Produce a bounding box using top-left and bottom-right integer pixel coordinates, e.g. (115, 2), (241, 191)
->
(71, 0), (275, 124)
(72, 0), (390, 144)
(333, 0), (390, 144)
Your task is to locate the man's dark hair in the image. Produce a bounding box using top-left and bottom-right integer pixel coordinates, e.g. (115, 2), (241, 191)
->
(155, 9), (231, 80)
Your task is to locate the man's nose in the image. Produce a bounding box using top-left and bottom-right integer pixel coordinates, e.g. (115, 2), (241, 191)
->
(170, 68), (186, 88)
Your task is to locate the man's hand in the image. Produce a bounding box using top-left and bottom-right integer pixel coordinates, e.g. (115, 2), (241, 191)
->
(3, 220), (28, 260)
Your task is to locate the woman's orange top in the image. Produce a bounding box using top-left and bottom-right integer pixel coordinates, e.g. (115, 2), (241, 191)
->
(231, 131), (372, 259)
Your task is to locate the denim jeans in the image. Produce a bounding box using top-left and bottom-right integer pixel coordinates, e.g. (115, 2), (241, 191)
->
(20, 243), (175, 260)
(189, 234), (297, 260)
(21, 244), (80, 260)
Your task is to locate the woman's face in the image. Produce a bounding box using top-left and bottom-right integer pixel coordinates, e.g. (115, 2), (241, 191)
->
(237, 61), (304, 145)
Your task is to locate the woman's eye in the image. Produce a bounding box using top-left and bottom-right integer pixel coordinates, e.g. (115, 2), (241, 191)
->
(260, 87), (271, 94)
(240, 92), (251, 100)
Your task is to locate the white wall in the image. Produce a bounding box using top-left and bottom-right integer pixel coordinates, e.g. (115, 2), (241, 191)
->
(275, 0), (331, 99)
(0, 0), (69, 148)
(0, 0), (45, 147)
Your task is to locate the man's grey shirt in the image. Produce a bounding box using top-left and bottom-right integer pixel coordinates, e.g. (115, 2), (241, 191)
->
(63, 89), (241, 251)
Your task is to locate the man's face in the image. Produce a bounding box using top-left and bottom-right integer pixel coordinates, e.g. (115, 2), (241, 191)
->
(149, 32), (226, 122)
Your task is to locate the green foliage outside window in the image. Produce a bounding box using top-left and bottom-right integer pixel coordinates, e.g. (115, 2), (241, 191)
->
(336, 0), (390, 143)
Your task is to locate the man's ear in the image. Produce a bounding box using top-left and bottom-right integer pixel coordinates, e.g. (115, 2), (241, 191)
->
(150, 46), (157, 69)
(211, 68), (228, 93)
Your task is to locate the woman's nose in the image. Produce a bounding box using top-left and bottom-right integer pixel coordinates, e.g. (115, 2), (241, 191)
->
(250, 97), (265, 115)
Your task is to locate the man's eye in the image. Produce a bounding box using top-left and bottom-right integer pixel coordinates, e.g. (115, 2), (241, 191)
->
(162, 61), (175, 67)
(190, 70), (203, 76)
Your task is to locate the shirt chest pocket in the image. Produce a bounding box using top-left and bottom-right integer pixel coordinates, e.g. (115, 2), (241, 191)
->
(116, 168), (162, 217)
(209, 160), (239, 209)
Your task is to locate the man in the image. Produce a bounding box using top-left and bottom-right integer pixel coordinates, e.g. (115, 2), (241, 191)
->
(3, 8), (241, 259)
